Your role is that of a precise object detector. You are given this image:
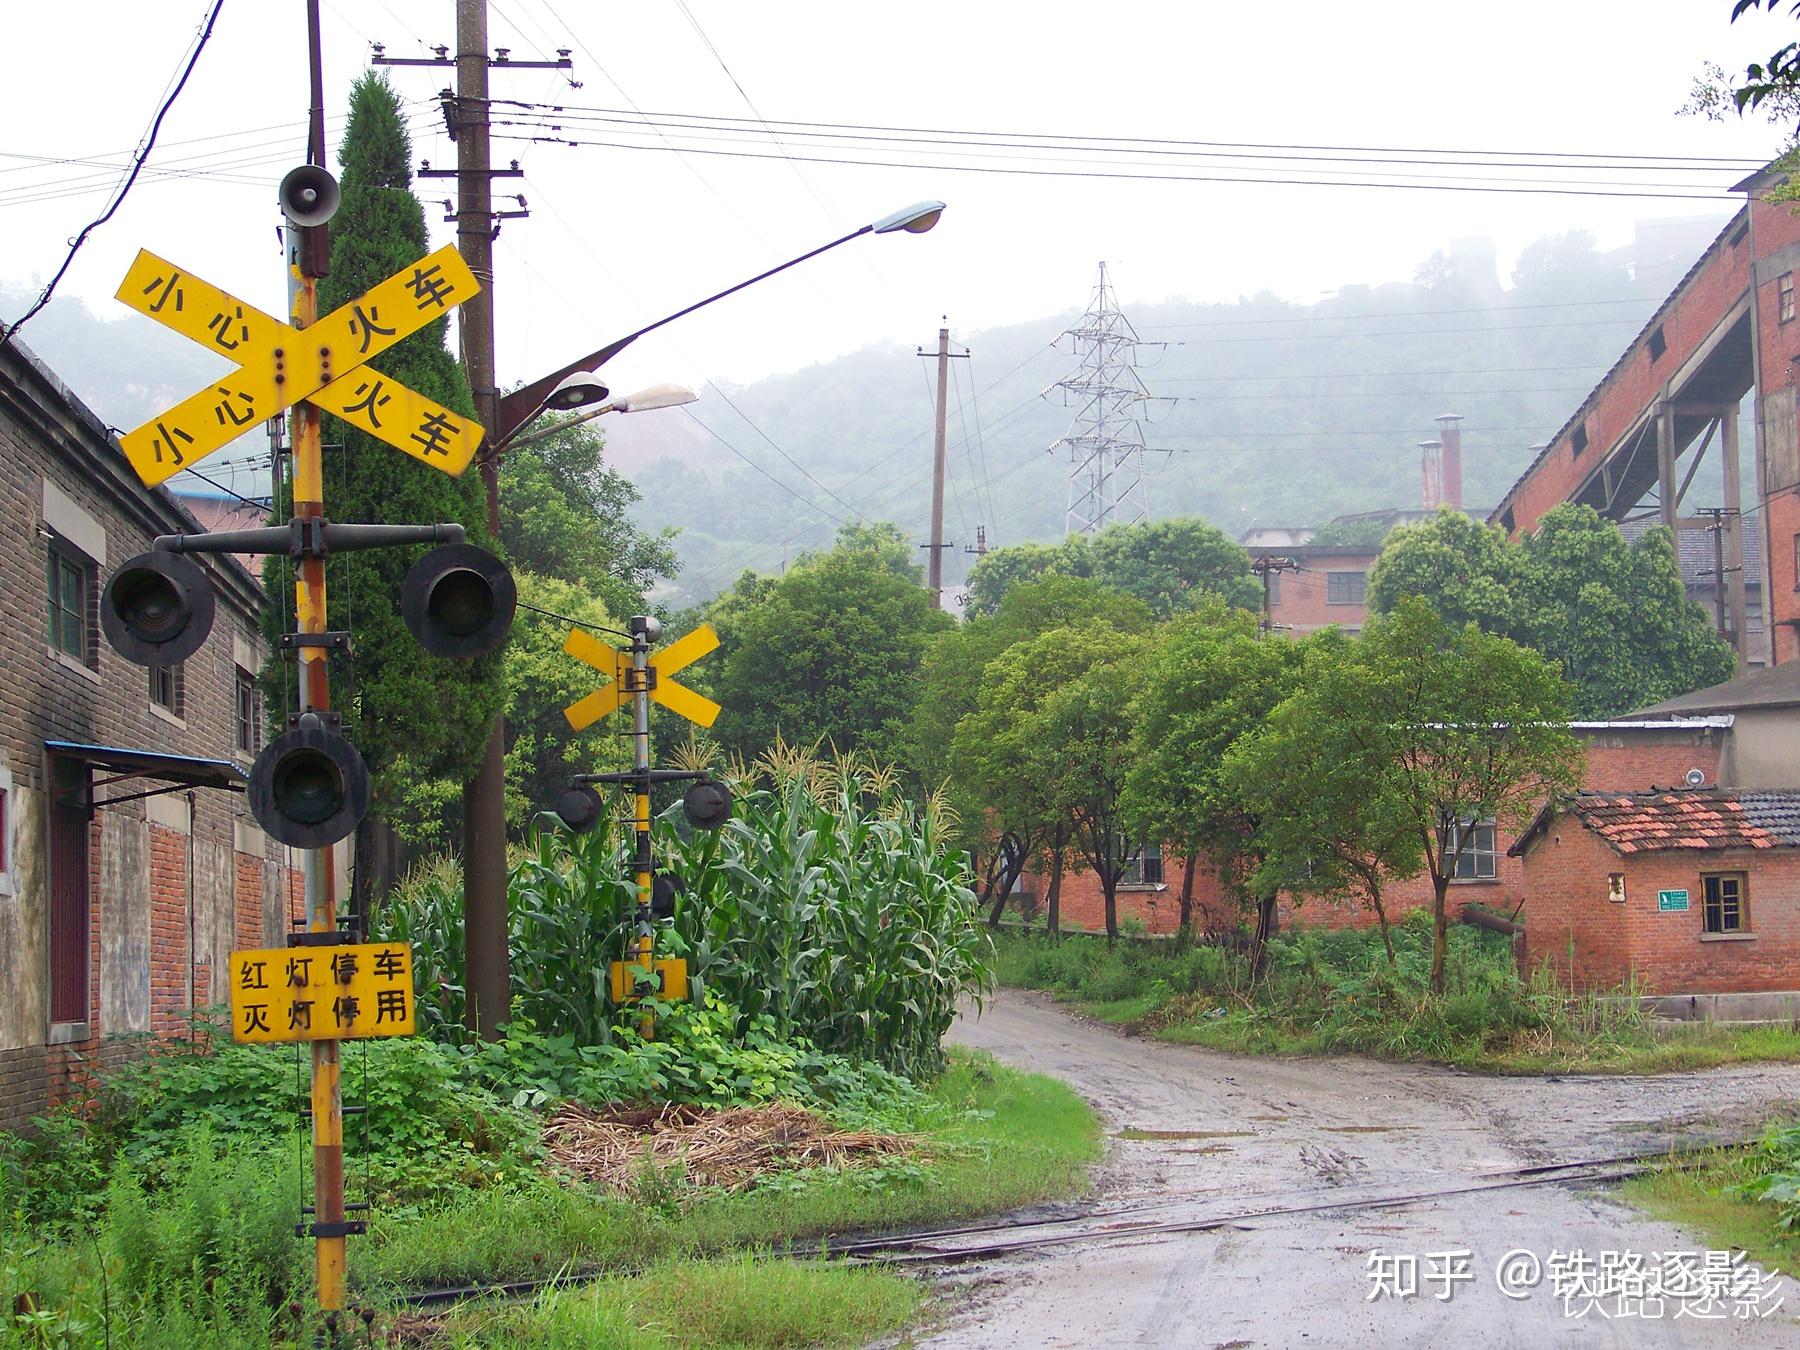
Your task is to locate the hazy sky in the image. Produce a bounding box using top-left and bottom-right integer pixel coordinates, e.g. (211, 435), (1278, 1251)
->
(2, 2), (1790, 425)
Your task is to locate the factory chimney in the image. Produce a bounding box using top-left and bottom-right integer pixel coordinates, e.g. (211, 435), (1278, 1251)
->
(1436, 413), (1463, 511)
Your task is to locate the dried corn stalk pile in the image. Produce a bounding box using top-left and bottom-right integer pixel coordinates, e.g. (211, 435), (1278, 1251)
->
(544, 1101), (913, 1194)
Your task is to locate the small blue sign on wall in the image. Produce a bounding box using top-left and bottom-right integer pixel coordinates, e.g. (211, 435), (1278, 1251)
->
(1658, 889), (1690, 912)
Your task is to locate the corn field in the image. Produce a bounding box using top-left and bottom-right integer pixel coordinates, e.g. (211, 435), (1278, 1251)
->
(378, 749), (991, 1079)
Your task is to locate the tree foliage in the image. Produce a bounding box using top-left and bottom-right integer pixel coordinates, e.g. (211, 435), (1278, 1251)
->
(1366, 504), (1736, 717)
(1122, 602), (1302, 957)
(1294, 599), (1583, 992)
(709, 523), (951, 763)
(965, 517), (1257, 620)
(497, 417), (678, 618)
(262, 72), (501, 846)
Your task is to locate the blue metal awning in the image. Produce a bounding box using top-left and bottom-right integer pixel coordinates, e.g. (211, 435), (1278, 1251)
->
(46, 740), (245, 807)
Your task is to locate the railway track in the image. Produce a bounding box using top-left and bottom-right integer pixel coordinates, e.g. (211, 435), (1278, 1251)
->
(396, 1137), (1752, 1310)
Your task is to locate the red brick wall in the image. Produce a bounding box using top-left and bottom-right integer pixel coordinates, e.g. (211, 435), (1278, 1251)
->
(1523, 815), (1800, 993)
(1263, 549), (1377, 635)
(1495, 212), (1757, 537)
(149, 825), (187, 1037)
(1029, 725), (1727, 939)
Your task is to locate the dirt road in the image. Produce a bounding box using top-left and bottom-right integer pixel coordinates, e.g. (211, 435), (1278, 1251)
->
(920, 991), (1800, 1348)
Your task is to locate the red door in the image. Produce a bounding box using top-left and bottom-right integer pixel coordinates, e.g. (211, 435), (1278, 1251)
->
(48, 787), (89, 1025)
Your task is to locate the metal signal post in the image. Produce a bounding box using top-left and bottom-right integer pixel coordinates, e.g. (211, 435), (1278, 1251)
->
(556, 618), (728, 1027)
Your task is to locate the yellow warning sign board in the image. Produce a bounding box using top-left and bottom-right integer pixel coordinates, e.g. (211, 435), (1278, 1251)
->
(609, 956), (689, 1004)
(113, 245), (482, 487)
(227, 941), (416, 1044)
(312, 369), (482, 476)
(563, 623), (722, 732)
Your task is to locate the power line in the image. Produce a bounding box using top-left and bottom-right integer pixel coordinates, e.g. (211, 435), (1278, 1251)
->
(1148, 297), (1664, 329)
(1, 0), (226, 351)
(1159, 316), (1653, 345)
(490, 100), (1765, 169)
(492, 129), (1741, 201)
(678, 406), (849, 529)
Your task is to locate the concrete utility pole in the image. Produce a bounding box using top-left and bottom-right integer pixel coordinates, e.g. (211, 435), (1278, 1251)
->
(928, 324), (949, 604)
(1699, 506), (1742, 661)
(455, 0), (509, 1039)
(1250, 554), (1297, 636)
(917, 322), (967, 608)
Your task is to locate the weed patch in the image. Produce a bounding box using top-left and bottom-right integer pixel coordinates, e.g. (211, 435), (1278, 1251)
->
(994, 913), (1800, 1073)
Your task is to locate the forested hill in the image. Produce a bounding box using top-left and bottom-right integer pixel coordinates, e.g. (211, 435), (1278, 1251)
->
(2, 219), (1734, 608)
(623, 221), (1730, 605)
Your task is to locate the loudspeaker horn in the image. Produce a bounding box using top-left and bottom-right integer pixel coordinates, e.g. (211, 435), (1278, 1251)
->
(101, 551), (216, 667)
(278, 164), (340, 227)
(401, 543), (517, 659)
(249, 722), (370, 849)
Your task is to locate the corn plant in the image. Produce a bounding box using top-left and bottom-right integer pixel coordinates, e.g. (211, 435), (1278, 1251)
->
(377, 754), (991, 1079)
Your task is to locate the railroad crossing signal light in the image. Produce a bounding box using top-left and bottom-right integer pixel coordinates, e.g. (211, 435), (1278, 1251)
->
(682, 780), (732, 831)
(250, 720), (370, 849)
(101, 551), (216, 666)
(401, 543), (516, 658)
(651, 872), (683, 920)
(554, 784), (604, 833)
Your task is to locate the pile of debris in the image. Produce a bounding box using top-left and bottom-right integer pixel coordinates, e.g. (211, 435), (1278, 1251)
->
(543, 1100), (914, 1194)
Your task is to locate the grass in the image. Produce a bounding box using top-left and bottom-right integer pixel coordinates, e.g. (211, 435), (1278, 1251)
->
(364, 1047), (1100, 1290)
(993, 915), (1800, 1074)
(439, 1255), (922, 1349)
(1, 1048), (1097, 1348)
(1624, 1120), (1800, 1281)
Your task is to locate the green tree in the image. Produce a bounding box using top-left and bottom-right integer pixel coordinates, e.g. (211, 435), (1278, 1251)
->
(1366, 504), (1735, 716)
(1040, 627), (1152, 939)
(910, 576), (1150, 919)
(951, 620), (1141, 936)
(964, 538), (1092, 617)
(1085, 516), (1261, 617)
(710, 524), (951, 763)
(1224, 631), (1422, 964)
(1123, 602), (1301, 959)
(500, 573), (625, 827)
(263, 72), (503, 893)
(497, 416), (678, 617)
(1322, 598), (1583, 993)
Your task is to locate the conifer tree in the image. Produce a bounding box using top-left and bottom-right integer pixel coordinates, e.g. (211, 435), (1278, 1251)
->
(264, 72), (503, 878)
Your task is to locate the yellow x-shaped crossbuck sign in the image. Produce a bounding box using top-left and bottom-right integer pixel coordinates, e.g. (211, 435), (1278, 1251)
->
(563, 623), (722, 731)
(114, 245), (484, 487)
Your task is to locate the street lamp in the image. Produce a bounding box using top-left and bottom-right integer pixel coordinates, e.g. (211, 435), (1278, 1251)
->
(461, 198), (946, 1039)
(493, 199), (947, 442)
(502, 382), (698, 454)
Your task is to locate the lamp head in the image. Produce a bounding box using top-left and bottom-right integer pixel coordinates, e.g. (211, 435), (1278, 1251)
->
(546, 369), (610, 411)
(870, 200), (946, 235)
(613, 383), (697, 414)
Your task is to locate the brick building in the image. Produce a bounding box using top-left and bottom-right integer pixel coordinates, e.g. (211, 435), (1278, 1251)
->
(1512, 788), (1800, 993)
(1487, 164), (1800, 670)
(1041, 718), (1732, 937)
(0, 337), (296, 1131)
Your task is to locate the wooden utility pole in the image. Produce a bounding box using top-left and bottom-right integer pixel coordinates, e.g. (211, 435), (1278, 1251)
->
(919, 321), (966, 607)
(455, 0), (509, 1039)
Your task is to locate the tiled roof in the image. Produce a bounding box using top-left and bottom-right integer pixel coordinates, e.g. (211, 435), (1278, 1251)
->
(1628, 659), (1800, 717)
(1559, 788), (1800, 854)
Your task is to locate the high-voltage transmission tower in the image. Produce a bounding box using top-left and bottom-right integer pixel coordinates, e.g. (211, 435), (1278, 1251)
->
(1048, 262), (1153, 536)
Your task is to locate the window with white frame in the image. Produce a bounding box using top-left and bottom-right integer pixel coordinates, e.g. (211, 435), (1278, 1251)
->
(1119, 839), (1163, 885)
(45, 538), (92, 664)
(1448, 819), (1498, 880)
